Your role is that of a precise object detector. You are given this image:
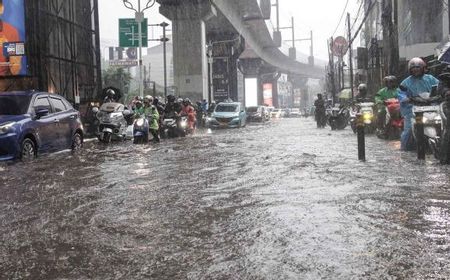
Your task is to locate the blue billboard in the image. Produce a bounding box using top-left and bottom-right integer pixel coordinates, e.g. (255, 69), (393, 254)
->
(0, 0), (27, 76)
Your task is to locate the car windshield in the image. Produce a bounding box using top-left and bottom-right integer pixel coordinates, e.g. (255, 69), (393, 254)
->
(0, 95), (31, 115)
(247, 107), (258, 113)
(216, 104), (238, 113)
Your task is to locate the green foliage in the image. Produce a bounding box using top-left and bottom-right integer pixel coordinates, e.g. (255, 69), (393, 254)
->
(102, 67), (132, 96)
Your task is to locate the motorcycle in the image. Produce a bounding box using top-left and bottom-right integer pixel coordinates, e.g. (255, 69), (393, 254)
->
(438, 94), (450, 163)
(350, 102), (376, 134)
(327, 104), (349, 130)
(133, 115), (150, 144)
(376, 98), (403, 139)
(410, 92), (442, 157)
(162, 116), (188, 138)
(92, 102), (132, 143)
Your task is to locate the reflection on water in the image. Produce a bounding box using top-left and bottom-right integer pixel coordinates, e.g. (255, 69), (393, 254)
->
(1, 119), (450, 279)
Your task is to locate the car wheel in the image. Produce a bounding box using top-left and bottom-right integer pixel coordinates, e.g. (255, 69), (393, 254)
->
(71, 132), (83, 152)
(21, 138), (36, 161)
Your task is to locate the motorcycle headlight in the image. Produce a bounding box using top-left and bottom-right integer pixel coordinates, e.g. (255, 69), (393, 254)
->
(363, 112), (373, 123)
(180, 121), (187, 128)
(136, 118), (144, 126)
(0, 122), (15, 135)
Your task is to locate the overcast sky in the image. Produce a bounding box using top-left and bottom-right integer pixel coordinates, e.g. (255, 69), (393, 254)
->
(98, 0), (361, 61)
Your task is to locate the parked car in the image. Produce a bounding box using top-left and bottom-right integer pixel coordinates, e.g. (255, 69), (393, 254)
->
(0, 91), (84, 161)
(247, 105), (268, 122)
(289, 108), (301, 117)
(207, 102), (247, 128)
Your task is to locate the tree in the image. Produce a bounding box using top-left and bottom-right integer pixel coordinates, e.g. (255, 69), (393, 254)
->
(102, 67), (132, 101)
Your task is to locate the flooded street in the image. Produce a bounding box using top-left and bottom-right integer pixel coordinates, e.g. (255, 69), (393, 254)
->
(1, 118), (450, 279)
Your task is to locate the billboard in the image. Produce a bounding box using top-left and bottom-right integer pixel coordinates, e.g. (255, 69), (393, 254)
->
(0, 0), (27, 76)
(263, 83), (273, 106)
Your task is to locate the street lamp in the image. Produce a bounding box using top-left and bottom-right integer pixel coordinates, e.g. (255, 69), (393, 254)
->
(148, 22), (170, 101)
(122, 0), (156, 98)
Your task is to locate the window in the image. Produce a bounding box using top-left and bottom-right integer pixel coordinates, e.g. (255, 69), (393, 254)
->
(50, 97), (67, 112)
(33, 96), (52, 112)
(0, 95), (31, 115)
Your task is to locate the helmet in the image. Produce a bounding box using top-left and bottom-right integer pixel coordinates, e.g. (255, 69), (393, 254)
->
(183, 98), (191, 105)
(408, 57), (426, 71)
(135, 100), (143, 106)
(177, 98), (183, 103)
(358, 83), (367, 91)
(106, 89), (115, 97)
(383, 75), (397, 87)
(144, 95), (153, 104)
(167, 94), (176, 102)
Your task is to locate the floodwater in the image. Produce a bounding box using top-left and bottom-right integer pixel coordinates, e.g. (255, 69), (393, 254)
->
(1, 118), (450, 279)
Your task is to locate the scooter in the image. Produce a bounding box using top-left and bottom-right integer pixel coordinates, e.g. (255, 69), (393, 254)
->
(133, 115), (150, 144)
(327, 104), (349, 130)
(350, 102), (376, 134)
(376, 98), (403, 139)
(92, 103), (132, 143)
(162, 116), (188, 138)
(410, 92), (442, 157)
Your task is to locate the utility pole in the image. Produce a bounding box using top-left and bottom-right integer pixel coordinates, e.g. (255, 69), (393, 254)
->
(328, 37), (336, 103)
(122, 0), (156, 98)
(161, 22), (169, 101)
(347, 13), (354, 100)
(148, 21), (169, 100)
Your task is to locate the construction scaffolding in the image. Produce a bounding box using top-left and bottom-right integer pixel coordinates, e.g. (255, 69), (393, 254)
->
(0, 0), (101, 105)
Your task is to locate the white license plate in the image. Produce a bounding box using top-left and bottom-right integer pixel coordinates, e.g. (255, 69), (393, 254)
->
(413, 105), (440, 113)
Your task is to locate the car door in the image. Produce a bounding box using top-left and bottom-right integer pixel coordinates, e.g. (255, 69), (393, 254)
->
(32, 95), (56, 152)
(49, 96), (72, 149)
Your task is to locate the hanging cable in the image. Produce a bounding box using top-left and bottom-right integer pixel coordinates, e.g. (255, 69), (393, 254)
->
(332, 0), (350, 37)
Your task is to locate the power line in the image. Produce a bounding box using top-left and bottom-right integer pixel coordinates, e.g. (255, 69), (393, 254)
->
(351, 0), (364, 31)
(332, 0), (350, 37)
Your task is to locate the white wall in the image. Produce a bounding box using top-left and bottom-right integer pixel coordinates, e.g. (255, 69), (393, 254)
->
(245, 78), (258, 107)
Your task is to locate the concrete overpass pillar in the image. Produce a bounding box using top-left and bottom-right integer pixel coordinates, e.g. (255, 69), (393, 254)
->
(160, 2), (216, 101)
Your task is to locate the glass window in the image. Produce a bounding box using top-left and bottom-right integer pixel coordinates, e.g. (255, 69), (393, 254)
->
(50, 97), (67, 112)
(34, 96), (52, 112)
(215, 104), (238, 112)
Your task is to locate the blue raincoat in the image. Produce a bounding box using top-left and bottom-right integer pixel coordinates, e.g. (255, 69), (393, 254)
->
(399, 74), (439, 151)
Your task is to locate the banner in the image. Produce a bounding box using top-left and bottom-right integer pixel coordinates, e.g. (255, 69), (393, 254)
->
(0, 0), (27, 76)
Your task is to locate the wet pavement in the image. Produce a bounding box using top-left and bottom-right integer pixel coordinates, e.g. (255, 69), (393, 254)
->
(1, 118), (450, 279)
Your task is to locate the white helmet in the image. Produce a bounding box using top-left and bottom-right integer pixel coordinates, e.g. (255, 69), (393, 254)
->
(144, 95), (153, 104)
(408, 57), (426, 72)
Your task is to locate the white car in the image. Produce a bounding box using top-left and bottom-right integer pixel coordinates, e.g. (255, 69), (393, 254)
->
(290, 108), (301, 117)
(270, 109), (282, 118)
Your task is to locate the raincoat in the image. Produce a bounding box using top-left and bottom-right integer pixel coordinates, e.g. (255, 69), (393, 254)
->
(399, 74), (439, 151)
(375, 87), (399, 113)
(144, 105), (159, 130)
(181, 104), (196, 130)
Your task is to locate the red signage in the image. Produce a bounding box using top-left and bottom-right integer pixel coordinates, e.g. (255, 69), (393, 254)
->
(332, 36), (348, 57)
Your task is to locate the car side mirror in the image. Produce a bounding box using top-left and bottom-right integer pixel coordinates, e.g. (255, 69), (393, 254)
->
(92, 107), (99, 114)
(35, 108), (49, 119)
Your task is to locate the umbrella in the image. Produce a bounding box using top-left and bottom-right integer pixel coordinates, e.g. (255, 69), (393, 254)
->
(438, 42), (450, 64)
(338, 88), (352, 99)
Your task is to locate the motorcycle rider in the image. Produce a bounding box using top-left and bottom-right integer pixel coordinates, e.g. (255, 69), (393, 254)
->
(103, 88), (117, 103)
(314, 93), (326, 128)
(398, 57), (439, 151)
(144, 95), (160, 143)
(164, 94), (182, 119)
(181, 98), (196, 132)
(133, 99), (145, 117)
(356, 83), (371, 103)
(375, 76), (399, 134)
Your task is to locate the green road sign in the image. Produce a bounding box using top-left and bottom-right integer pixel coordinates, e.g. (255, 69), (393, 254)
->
(119, 18), (148, 48)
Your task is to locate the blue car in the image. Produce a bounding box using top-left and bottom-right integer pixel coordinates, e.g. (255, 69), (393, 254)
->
(206, 102), (247, 128)
(0, 91), (84, 161)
